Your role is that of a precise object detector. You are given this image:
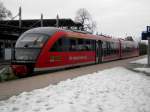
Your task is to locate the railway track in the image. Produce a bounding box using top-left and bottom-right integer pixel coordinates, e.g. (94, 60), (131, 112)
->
(0, 55), (146, 100)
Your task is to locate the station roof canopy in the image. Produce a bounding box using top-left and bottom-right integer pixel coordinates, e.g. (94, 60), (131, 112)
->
(0, 18), (82, 28)
(0, 18), (83, 40)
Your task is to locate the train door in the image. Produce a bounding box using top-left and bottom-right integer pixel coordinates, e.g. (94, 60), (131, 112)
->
(96, 40), (102, 63)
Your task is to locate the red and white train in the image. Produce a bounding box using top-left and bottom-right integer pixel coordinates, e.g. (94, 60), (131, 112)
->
(11, 27), (139, 77)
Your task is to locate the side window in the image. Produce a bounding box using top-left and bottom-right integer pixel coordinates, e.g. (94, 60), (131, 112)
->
(83, 39), (94, 51)
(102, 41), (107, 56)
(63, 37), (70, 51)
(84, 40), (87, 51)
(50, 37), (95, 52)
(106, 42), (110, 55)
(103, 41), (120, 56)
(76, 39), (95, 51)
(122, 43), (126, 53)
(110, 42), (113, 54)
(122, 43), (132, 53)
(50, 37), (70, 52)
(91, 40), (95, 50)
(77, 39), (84, 51)
(70, 38), (77, 51)
(110, 42), (118, 54)
(89, 40), (95, 51)
(50, 38), (62, 52)
(114, 42), (118, 54)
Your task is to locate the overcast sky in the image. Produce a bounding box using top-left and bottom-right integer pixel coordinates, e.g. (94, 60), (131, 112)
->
(2, 0), (150, 40)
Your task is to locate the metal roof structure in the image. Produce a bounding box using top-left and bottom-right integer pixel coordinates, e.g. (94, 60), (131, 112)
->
(0, 18), (83, 40)
(0, 18), (82, 29)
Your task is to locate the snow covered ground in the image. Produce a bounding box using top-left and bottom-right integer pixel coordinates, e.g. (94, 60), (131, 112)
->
(0, 67), (150, 112)
(131, 58), (147, 64)
(134, 68), (150, 73)
(131, 57), (150, 74)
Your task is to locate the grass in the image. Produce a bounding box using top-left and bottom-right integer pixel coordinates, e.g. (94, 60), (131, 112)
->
(0, 66), (18, 82)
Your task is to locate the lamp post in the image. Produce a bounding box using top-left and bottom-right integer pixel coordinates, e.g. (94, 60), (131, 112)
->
(19, 6), (22, 28)
(56, 14), (59, 27)
(41, 13), (43, 27)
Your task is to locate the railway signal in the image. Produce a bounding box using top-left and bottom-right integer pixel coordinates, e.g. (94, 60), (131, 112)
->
(142, 26), (150, 66)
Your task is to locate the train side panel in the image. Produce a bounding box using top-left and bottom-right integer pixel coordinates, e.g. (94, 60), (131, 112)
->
(101, 40), (120, 62)
(34, 32), (96, 71)
(120, 40), (139, 59)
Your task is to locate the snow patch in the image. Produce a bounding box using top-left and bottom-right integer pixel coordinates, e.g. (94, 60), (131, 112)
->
(131, 58), (147, 64)
(134, 68), (150, 73)
(0, 67), (150, 112)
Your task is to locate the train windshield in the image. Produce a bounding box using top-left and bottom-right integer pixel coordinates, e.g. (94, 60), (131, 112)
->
(14, 48), (41, 61)
(15, 33), (49, 48)
(13, 33), (49, 61)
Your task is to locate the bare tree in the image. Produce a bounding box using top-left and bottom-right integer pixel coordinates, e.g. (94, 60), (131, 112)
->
(125, 36), (134, 41)
(75, 8), (97, 33)
(0, 1), (12, 20)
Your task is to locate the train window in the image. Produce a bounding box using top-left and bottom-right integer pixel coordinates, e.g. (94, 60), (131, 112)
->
(102, 42), (107, 49)
(16, 33), (49, 48)
(70, 38), (77, 51)
(84, 39), (94, 51)
(110, 42), (112, 54)
(50, 37), (70, 52)
(78, 39), (83, 44)
(102, 42), (107, 56)
(114, 43), (118, 49)
(76, 39), (95, 51)
(106, 42), (110, 55)
(122, 42), (133, 53)
(114, 42), (119, 54)
(134, 43), (138, 49)
(102, 41), (119, 56)
(51, 38), (62, 52)
(83, 40), (89, 51)
(63, 38), (70, 51)
(50, 37), (95, 52)
(91, 40), (95, 50)
(89, 40), (95, 51)
(110, 42), (118, 54)
(77, 39), (84, 51)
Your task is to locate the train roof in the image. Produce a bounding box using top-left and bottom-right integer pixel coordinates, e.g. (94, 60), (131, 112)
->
(23, 27), (63, 36)
(119, 38), (138, 44)
(23, 27), (133, 43)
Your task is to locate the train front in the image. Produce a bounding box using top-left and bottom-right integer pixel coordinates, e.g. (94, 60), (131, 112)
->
(11, 29), (49, 77)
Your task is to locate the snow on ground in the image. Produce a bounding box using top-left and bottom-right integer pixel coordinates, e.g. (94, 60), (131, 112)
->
(131, 57), (150, 74)
(0, 67), (150, 112)
(131, 58), (147, 64)
(134, 68), (150, 73)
